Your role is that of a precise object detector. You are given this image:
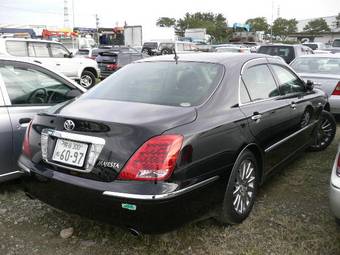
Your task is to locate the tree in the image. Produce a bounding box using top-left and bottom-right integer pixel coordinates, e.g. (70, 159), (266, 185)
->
(303, 18), (330, 33)
(272, 18), (298, 39)
(175, 12), (228, 43)
(245, 17), (269, 33)
(335, 13), (340, 28)
(156, 17), (176, 27)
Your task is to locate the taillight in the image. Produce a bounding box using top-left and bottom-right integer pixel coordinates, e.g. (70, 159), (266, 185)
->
(331, 82), (340, 96)
(336, 153), (340, 177)
(22, 121), (33, 158)
(118, 135), (183, 181)
(106, 63), (118, 71)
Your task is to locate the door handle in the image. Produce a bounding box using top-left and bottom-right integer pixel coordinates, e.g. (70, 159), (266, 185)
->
(251, 113), (262, 121)
(17, 118), (32, 128)
(290, 102), (297, 110)
(56, 63), (61, 66)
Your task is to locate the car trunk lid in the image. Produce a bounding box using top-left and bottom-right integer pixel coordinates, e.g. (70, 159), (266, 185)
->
(33, 99), (196, 182)
(299, 73), (340, 96)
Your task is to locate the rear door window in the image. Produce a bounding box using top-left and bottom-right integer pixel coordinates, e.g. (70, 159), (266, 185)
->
(28, 42), (50, 57)
(242, 64), (279, 101)
(6, 41), (28, 57)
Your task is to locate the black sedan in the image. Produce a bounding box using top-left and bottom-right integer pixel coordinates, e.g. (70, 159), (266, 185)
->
(18, 53), (336, 234)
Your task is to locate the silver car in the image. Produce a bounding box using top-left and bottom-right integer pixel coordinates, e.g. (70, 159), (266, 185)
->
(330, 144), (340, 225)
(0, 57), (85, 182)
(290, 54), (340, 114)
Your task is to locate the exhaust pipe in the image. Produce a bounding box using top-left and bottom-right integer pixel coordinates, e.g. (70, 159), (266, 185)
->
(127, 227), (141, 237)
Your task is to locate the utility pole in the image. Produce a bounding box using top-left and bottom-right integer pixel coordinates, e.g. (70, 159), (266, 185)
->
(64, 0), (70, 28)
(95, 14), (100, 44)
(270, 0), (274, 43)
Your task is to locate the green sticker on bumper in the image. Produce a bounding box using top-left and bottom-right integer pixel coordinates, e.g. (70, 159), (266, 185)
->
(121, 203), (137, 211)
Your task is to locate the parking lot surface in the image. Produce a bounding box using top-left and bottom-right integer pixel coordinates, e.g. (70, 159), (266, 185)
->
(1, 126), (340, 255)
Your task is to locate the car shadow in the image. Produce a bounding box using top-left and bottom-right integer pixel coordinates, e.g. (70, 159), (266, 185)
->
(0, 179), (23, 194)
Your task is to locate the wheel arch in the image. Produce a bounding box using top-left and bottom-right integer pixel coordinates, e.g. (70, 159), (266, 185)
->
(324, 102), (331, 112)
(81, 67), (98, 78)
(235, 143), (264, 184)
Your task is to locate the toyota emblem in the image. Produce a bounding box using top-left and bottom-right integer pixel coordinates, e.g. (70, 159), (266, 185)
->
(64, 120), (75, 131)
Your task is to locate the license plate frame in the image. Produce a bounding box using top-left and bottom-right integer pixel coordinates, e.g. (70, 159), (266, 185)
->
(52, 138), (89, 168)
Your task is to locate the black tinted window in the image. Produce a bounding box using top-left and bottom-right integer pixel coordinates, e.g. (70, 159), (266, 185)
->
(271, 65), (305, 95)
(258, 46), (294, 63)
(0, 65), (76, 105)
(6, 41), (28, 57)
(84, 62), (224, 107)
(333, 40), (340, 47)
(303, 44), (317, 50)
(242, 64), (279, 101)
(143, 42), (158, 48)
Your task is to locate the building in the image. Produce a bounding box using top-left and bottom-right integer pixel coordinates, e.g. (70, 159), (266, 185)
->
(296, 15), (339, 32)
(288, 15), (340, 44)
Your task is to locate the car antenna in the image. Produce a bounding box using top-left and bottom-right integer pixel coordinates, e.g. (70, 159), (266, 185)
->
(173, 48), (179, 64)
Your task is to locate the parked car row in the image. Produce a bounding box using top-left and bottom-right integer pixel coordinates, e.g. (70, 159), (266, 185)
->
(142, 41), (199, 55)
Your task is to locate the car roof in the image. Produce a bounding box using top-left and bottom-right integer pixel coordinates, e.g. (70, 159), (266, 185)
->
(294, 54), (340, 59)
(259, 44), (299, 47)
(0, 37), (62, 44)
(136, 52), (272, 65)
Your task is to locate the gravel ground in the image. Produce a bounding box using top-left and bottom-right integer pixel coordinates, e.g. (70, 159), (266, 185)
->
(1, 127), (340, 255)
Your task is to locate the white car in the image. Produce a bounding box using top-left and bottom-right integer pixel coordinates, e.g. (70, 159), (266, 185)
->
(0, 38), (100, 88)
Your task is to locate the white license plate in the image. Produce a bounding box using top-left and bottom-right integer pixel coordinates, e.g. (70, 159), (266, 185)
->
(52, 139), (88, 167)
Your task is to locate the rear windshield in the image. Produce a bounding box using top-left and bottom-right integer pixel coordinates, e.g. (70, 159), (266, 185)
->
(291, 57), (340, 75)
(76, 50), (89, 56)
(258, 46), (294, 63)
(84, 62), (224, 107)
(333, 40), (340, 47)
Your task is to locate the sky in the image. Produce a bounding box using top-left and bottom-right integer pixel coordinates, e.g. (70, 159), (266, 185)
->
(0, 0), (339, 40)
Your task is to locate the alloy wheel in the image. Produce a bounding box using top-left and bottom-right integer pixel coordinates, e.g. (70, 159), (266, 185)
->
(233, 159), (256, 215)
(314, 117), (333, 149)
(80, 75), (93, 88)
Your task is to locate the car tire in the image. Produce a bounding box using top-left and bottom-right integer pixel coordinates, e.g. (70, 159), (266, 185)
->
(161, 48), (171, 55)
(80, 70), (96, 89)
(215, 149), (258, 224)
(308, 110), (336, 151)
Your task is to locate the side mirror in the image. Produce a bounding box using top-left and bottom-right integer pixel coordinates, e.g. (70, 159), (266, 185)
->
(306, 80), (314, 91)
(64, 52), (73, 58)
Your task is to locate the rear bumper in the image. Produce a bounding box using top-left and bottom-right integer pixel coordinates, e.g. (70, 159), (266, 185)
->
(99, 70), (114, 79)
(328, 95), (340, 114)
(330, 183), (340, 220)
(18, 156), (223, 234)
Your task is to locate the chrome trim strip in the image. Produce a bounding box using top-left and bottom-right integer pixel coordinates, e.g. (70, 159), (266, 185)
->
(18, 162), (31, 173)
(264, 121), (318, 153)
(42, 129), (106, 144)
(102, 176), (220, 200)
(41, 129), (105, 173)
(0, 171), (22, 178)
